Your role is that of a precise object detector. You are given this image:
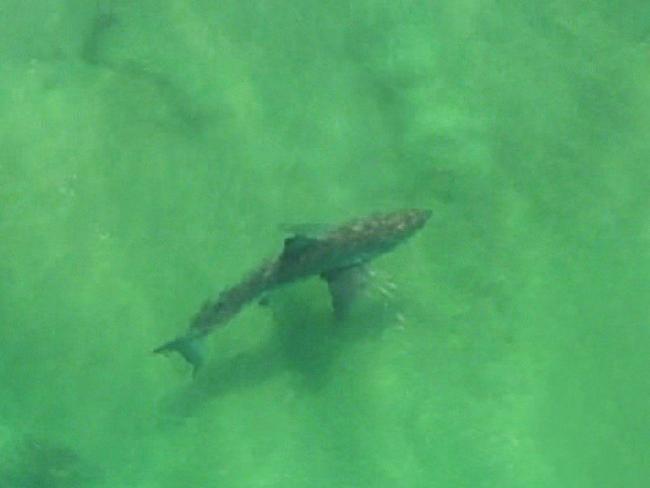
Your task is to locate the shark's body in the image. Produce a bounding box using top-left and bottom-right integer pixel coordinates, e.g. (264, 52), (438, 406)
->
(154, 208), (431, 372)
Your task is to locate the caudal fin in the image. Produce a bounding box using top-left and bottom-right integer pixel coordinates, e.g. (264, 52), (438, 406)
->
(154, 336), (205, 376)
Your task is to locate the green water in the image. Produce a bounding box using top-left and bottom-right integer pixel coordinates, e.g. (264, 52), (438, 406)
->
(1, 1), (648, 487)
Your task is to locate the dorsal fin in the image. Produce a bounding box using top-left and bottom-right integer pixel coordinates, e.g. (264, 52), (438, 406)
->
(281, 235), (319, 260)
(279, 223), (332, 238)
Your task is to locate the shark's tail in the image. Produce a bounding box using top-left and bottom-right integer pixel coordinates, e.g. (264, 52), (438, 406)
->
(154, 335), (205, 376)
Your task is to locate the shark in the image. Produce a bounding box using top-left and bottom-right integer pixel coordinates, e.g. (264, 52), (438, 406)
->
(154, 208), (431, 374)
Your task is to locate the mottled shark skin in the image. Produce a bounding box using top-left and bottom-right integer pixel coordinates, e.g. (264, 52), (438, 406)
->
(154, 208), (431, 373)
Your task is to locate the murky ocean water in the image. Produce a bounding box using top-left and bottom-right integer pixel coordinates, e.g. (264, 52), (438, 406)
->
(1, 1), (648, 487)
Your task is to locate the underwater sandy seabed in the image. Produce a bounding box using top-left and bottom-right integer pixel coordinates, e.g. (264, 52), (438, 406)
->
(1, 1), (649, 487)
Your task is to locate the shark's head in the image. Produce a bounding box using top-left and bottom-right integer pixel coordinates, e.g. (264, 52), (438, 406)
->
(330, 208), (432, 266)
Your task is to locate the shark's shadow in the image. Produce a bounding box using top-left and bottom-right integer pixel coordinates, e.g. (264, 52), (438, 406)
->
(158, 287), (397, 421)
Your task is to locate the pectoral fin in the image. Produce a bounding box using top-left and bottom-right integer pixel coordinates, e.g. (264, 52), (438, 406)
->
(321, 265), (370, 320)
